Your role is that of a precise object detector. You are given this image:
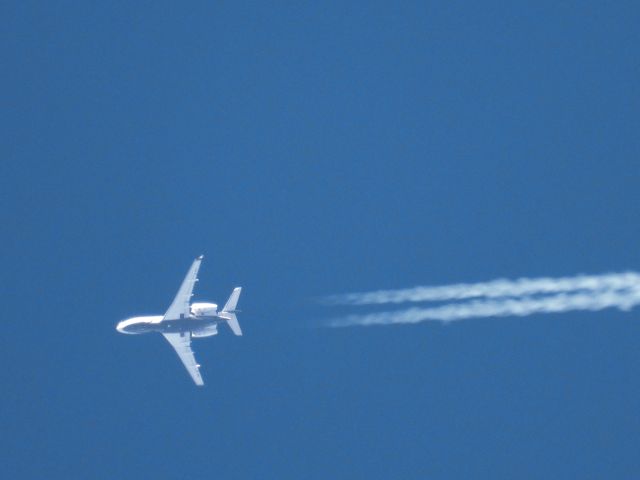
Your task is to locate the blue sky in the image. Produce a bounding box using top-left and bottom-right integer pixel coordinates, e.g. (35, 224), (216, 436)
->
(2, 1), (640, 478)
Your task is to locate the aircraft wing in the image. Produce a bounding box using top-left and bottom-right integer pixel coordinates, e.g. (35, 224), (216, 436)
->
(163, 255), (204, 321)
(162, 332), (204, 386)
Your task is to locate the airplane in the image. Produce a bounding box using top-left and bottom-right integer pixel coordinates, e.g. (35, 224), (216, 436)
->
(116, 255), (242, 386)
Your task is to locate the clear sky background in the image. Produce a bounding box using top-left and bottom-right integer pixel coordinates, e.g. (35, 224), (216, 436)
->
(2, 1), (640, 478)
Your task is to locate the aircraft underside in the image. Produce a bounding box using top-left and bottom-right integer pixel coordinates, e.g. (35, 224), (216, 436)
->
(158, 316), (221, 334)
(117, 255), (242, 385)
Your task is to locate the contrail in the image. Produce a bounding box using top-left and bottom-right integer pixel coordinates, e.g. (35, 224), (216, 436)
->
(324, 272), (640, 328)
(325, 272), (640, 306)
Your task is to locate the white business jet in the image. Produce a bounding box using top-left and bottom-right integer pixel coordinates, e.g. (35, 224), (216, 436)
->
(116, 255), (241, 386)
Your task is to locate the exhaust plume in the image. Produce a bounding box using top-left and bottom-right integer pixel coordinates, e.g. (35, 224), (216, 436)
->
(325, 272), (640, 327)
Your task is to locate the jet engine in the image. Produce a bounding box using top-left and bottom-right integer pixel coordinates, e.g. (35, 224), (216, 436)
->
(190, 302), (218, 317)
(192, 324), (218, 338)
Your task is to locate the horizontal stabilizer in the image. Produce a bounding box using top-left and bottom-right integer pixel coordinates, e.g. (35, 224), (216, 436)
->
(224, 313), (242, 336)
(223, 287), (242, 313)
(221, 287), (242, 335)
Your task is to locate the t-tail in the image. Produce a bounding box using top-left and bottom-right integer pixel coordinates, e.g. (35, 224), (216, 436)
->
(220, 287), (242, 336)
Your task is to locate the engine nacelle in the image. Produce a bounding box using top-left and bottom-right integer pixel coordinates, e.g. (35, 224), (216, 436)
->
(191, 302), (218, 317)
(192, 324), (218, 338)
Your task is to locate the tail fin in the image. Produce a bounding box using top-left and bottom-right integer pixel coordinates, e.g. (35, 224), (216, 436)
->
(221, 287), (242, 336)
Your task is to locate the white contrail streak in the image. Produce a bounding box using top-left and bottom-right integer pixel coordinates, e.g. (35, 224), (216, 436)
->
(325, 272), (640, 327)
(325, 272), (640, 306)
(328, 288), (640, 327)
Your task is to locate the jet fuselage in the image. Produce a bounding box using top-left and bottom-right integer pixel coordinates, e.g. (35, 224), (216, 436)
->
(117, 314), (224, 336)
(116, 255), (242, 385)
